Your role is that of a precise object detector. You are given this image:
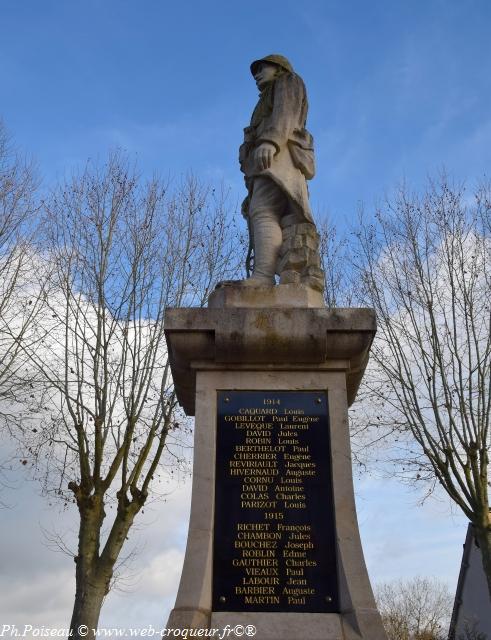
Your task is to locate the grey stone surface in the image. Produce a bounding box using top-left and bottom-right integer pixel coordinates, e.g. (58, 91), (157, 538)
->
(164, 307), (376, 414)
(165, 306), (386, 639)
(165, 365), (386, 639)
(208, 282), (324, 309)
(277, 222), (323, 291)
(211, 612), (343, 640)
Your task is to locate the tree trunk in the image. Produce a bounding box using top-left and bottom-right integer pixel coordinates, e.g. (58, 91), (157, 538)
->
(474, 521), (491, 601)
(68, 495), (110, 640)
(67, 494), (142, 639)
(69, 574), (107, 640)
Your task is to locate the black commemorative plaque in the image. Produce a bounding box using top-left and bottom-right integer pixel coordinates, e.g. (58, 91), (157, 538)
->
(212, 390), (338, 613)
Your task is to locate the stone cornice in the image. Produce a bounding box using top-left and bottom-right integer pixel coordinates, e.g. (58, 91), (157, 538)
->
(165, 307), (376, 415)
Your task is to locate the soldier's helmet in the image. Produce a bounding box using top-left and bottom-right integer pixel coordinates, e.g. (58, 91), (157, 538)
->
(250, 54), (294, 76)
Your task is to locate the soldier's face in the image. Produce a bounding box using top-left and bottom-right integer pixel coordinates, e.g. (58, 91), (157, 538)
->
(253, 63), (278, 90)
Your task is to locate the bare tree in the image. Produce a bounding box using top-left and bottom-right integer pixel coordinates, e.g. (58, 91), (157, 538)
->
(11, 153), (240, 637)
(376, 576), (453, 640)
(351, 176), (491, 597)
(0, 121), (41, 421)
(317, 215), (355, 308)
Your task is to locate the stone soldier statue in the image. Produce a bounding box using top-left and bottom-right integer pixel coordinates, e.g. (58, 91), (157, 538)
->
(238, 54), (323, 292)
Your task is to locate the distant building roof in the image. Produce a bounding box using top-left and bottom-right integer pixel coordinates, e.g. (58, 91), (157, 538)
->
(449, 524), (491, 639)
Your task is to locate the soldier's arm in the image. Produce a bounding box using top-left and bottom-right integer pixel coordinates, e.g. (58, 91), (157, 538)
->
(257, 73), (305, 151)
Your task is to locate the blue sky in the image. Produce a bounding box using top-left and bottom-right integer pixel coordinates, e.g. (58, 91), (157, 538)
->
(0, 0), (488, 630)
(2, 0), (491, 222)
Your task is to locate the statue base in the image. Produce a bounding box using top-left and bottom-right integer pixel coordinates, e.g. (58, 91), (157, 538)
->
(209, 282), (324, 309)
(164, 299), (386, 640)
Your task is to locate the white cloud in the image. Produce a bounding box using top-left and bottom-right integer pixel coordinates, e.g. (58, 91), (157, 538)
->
(0, 456), (467, 630)
(355, 475), (467, 588)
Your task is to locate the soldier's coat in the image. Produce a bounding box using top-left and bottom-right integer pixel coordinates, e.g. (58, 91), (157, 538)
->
(239, 71), (315, 224)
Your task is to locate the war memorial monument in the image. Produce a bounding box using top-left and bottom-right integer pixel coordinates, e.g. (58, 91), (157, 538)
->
(164, 55), (387, 640)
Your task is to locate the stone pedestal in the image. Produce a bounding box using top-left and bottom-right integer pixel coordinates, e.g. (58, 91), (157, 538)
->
(165, 286), (386, 640)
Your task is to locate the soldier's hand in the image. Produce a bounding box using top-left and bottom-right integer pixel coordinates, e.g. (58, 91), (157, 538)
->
(255, 143), (276, 171)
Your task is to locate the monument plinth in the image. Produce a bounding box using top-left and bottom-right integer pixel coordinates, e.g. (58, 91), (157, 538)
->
(165, 288), (386, 640)
(165, 52), (386, 640)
